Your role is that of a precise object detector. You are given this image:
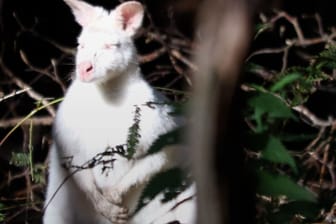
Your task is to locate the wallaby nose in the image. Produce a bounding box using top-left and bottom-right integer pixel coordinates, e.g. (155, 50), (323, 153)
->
(78, 61), (94, 82)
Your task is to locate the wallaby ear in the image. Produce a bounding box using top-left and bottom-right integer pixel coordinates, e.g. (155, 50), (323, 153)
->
(64, 0), (105, 27)
(113, 1), (144, 36)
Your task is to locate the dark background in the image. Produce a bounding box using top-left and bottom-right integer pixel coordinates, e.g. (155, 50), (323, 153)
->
(2, 0), (336, 223)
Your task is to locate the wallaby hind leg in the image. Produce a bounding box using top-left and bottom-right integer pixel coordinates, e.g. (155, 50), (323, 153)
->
(43, 145), (107, 224)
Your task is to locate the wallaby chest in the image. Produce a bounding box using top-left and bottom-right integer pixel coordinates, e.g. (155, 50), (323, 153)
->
(55, 81), (142, 154)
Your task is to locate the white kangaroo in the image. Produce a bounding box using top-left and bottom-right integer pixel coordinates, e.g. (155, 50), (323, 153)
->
(43, 0), (196, 223)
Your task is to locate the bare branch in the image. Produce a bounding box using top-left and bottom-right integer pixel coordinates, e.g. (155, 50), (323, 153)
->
(19, 50), (67, 92)
(293, 105), (335, 128)
(139, 47), (167, 63)
(0, 116), (53, 128)
(0, 59), (56, 117)
(0, 88), (31, 103)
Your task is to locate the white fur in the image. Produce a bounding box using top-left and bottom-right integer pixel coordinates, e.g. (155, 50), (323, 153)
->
(43, 1), (196, 223)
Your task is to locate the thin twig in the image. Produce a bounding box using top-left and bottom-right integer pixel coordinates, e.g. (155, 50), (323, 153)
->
(0, 88), (31, 103)
(139, 47), (167, 63)
(170, 49), (198, 71)
(247, 11), (336, 73)
(168, 54), (192, 86)
(19, 50), (67, 92)
(293, 105), (335, 128)
(0, 98), (63, 146)
(0, 59), (56, 117)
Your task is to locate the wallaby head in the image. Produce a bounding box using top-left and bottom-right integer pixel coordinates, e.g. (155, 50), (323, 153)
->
(64, 0), (144, 83)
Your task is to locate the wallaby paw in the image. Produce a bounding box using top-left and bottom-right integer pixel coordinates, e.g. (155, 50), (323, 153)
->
(104, 204), (129, 224)
(102, 187), (123, 205)
(113, 207), (129, 224)
(93, 193), (128, 223)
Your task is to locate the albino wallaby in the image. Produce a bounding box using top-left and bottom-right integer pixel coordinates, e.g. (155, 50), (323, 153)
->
(43, 0), (196, 223)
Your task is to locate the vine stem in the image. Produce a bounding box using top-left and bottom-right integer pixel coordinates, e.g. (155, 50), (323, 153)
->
(0, 98), (64, 147)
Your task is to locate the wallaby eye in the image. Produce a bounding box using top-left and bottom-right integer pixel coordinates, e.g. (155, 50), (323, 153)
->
(103, 42), (121, 49)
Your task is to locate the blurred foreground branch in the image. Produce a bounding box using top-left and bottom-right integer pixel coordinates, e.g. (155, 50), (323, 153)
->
(190, 0), (257, 223)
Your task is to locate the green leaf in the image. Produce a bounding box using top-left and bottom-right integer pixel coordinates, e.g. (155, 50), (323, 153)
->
(147, 127), (182, 155)
(315, 45), (336, 70)
(261, 136), (297, 173)
(248, 92), (296, 132)
(0, 203), (5, 222)
(10, 152), (30, 167)
(32, 164), (46, 184)
(257, 170), (316, 202)
(168, 102), (188, 116)
(134, 168), (191, 214)
(270, 73), (301, 92)
(249, 92), (295, 119)
(247, 83), (268, 92)
(126, 105), (141, 159)
(254, 23), (273, 39)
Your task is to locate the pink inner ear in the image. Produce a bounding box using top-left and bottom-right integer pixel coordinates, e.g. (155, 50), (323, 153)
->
(120, 5), (139, 31)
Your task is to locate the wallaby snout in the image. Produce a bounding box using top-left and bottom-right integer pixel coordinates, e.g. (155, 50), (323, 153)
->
(78, 61), (94, 82)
